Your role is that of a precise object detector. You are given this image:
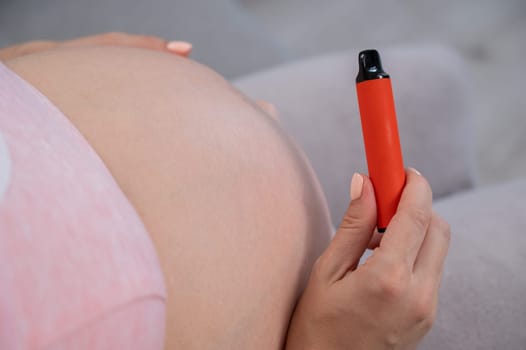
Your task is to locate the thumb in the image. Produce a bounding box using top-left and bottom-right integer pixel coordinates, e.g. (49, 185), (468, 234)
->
(317, 173), (377, 283)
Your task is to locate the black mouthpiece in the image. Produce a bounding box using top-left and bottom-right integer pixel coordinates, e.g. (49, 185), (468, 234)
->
(356, 49), (390, 83)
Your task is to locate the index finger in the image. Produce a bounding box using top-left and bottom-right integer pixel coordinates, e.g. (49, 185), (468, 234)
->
(62, 33), (193, 57)
(377, 168), (433, 266)
(0, 41), (58, 61)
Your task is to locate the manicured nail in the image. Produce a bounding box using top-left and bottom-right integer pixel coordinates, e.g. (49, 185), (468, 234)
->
(166, 41), (192, 53)
(408, 167), (422, 176)
(350, 173), (364, 201)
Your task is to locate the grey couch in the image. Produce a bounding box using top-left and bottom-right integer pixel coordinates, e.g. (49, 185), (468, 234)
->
(234, 47), (526, 349)
(1, 0), (525, 348)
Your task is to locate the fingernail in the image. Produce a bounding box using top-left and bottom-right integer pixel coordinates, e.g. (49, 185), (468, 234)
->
(408, 167), (422, 176)
(350, 173), (364, 201)
(166, 41), (192, 53)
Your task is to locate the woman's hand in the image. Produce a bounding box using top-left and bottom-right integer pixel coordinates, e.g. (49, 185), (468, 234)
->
(285, 169), (450, 350)
(0, 32), (192, 61)
(0, 32), (283, 123)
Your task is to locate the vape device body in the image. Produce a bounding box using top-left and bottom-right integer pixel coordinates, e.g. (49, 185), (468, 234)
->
(356, 49), (405, 232)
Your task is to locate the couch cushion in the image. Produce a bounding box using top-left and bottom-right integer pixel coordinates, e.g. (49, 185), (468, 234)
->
(422, 180), (526, 349)
(235, 46), (476, 224)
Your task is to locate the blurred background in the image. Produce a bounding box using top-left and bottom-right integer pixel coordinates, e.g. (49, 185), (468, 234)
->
(1, 0), (525, 185)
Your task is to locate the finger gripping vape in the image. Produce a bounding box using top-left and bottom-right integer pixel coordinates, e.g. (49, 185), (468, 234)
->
(356, 49), (406, 232)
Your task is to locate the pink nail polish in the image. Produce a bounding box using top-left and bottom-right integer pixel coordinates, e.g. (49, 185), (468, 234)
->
(166, 41), (192, 53)
(350, 173), (364, 201)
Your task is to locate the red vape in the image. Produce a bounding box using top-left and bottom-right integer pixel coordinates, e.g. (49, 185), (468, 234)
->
(356, 49), (406, 232)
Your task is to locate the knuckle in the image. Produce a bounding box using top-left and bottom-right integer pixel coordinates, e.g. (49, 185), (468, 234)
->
(339, 206), (366, 231)
(423, 313), (436, 331)
(411, 294), (436, 331)
(406, 205), (431, 232)
(373, 264), (410, 298)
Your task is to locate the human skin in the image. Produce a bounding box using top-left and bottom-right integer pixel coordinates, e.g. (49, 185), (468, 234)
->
(5, 46), (333, 349)
(3, 39), (450, 349)
(0, 32), (192, 61)
(285, 170), (451, 350)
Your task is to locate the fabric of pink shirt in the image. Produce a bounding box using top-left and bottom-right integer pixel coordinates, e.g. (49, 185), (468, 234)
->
(0, 62), (166, 349)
